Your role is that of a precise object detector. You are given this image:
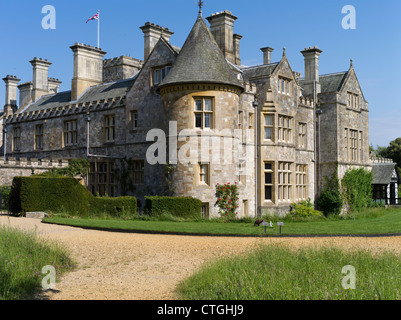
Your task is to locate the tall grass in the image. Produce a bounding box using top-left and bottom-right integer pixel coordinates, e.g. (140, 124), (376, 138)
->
(176, 244), (401, 300)
(0, 225), (75, 300)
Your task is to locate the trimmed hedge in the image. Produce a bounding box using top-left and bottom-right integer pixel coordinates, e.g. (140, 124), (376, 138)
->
(9, 176), (137, 217)
(145, 196), (202, 218)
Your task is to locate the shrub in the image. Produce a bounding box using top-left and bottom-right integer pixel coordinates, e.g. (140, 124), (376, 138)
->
(291, 199), (323, 218)
(317, 171), (344, 216)
(145, 196), (202, 219)
(36, 158), (89, 178)
(341, 168), (373, 213)
(9, 176), (136, 217)
(0, 186), (11, 211)
(215, 182), (239, 218)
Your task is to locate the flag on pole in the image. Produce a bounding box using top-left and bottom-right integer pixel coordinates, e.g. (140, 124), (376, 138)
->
(86, 11), (99, 23)
(85, 10), (101, 48)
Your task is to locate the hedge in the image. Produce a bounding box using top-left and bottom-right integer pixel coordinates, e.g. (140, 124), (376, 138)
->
(9, 176), (137, 217)
(145, 196), (202, 218)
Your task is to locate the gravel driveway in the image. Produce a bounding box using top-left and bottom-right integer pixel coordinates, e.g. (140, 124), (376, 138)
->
(1, 215), (401, 300)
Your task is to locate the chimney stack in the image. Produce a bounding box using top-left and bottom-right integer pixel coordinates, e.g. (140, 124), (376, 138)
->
(70, 43), (107, 101)
(233, 34), (242, 65)
(301, 46), (323, 97)
(140, 23), (174, 61)
(260, 47), (274, 65)
(2, 75), (20, 116)
(206, 10), (239, 65)
(30, 58), (52, 101)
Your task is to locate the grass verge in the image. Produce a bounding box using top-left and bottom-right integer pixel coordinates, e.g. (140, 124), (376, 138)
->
(176, 244), (401, 300)
(0, 225), (75, 300)
(43, 207), (401, 236)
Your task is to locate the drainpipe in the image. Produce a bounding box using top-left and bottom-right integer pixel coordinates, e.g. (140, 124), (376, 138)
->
(252, 96), (259, 217)
(3, 127), (7, 161)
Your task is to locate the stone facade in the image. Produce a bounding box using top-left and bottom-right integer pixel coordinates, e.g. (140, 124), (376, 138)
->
(0, 8), (376, 218)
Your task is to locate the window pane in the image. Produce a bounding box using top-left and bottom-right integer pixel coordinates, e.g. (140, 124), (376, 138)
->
(265, 163), (272, 171)
(195, 114), (202, 128)
(264, 115), (272, 126)
(265, 172), (272, 184)
(204, 99), (212, 111)
(204, 114), (211, 128)
(195, 99), (202, 111)
(265, 186), (272, 200)
(264, 127), (272, 140)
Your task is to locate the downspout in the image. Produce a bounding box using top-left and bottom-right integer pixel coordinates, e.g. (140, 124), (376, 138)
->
(2, 127), (7, 161)
(253, 96), (259, 217)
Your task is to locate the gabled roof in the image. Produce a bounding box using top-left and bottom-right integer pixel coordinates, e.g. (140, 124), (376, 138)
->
(21, 77), (137, 113)
(159, 14), (244, 90)
(372, 163), (400, 185)
(319, 72), (348, 93)
(298, 71), (348, 94)
(240, 63), (279, 81)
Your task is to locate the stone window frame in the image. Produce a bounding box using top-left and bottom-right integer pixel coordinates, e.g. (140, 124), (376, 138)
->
(130, 110), (138, 131)
(347, 91), (360, 110)
(349, 129), (358, 162)
(194, 97), (214, 130)
(278, 162), (293, 203)
(263, 114), (274, 141)
(88, 160), (115, 197)
(238, 160), (246, 185)
(264, 161), (274, 202)
(278, 115), (293, 144)
(104, 114), (116, 143)
(201, 203), (210, 219)
(131, 160), (145, 186)
(278, 77), (291, 96)
(63, 119), (78, 147)
(199, 162), (210, 185)
(152, 65), (172, 86)
(12, 127), (21, 152)
(295, 164), (308, 202)
(35, 124), (44, 150)
(298, 122), (307, 149)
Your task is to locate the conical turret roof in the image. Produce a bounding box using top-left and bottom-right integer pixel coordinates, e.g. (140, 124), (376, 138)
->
(159, 14), (244, 90)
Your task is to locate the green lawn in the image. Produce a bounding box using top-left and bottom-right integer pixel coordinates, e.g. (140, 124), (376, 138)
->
(176, 244), (401, 300)
(43, 207), (401, 236)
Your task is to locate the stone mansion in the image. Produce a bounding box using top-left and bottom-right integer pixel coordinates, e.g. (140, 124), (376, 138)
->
(1, 8), (395, 217)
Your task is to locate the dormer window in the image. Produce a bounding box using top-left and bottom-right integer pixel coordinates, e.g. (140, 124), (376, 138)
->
(153, 66), (171, 85)
(278, 77), (291, 95)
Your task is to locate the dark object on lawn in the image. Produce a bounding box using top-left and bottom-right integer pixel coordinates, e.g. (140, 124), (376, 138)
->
(254, 219), (265, 227)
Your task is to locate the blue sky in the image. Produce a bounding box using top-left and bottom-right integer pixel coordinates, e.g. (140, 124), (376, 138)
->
(0, 0), (400, 147)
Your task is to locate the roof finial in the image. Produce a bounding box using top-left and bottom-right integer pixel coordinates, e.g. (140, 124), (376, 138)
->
(198, 0), (204, 15)
(350, 58), (353, 67)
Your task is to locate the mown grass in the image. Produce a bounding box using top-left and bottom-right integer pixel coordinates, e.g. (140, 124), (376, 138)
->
(176, 244), (401, 300)
(43, 207), (401, 236)
(0, 224), (75, 300)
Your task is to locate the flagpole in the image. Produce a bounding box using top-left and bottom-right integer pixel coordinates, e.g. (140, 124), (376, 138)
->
(97, 10), (100, 49)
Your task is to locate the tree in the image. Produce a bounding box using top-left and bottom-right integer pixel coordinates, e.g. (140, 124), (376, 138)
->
(377, 138), (401, 173)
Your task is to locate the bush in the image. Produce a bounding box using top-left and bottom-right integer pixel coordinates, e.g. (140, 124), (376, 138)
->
(215, 183), (239, 218)
(317, 171), (344, 216)
(145, 196), (202, 219)
(291, 199), (323, 218)
(9, 176), (136, 217)
(341, 168), (373, 213)
(0, 186), (11, 211)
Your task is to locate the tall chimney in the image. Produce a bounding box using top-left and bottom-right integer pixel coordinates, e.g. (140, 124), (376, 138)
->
(2, 75), (20, 116)
(140, 23), (174, 61)
(18, 82), (33, 109)
(301, 46), (323, 97)
(48, 78), (62, 94)
(206, 10), (238, 65)
(30, 58), (52, 101)
(233, 34), (242, 65)
(70, 43), (107, 101)
(260, 47), (274, 65)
